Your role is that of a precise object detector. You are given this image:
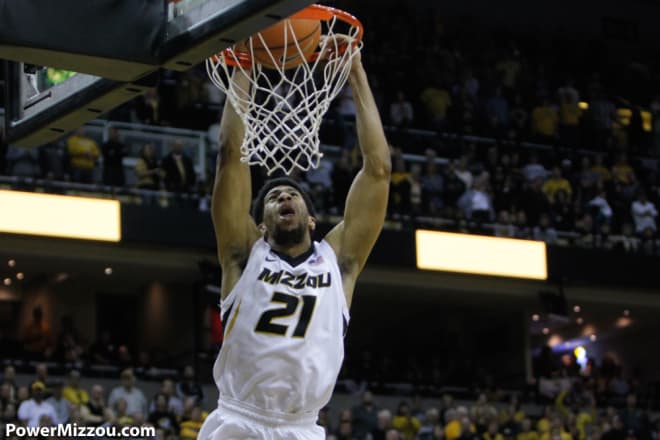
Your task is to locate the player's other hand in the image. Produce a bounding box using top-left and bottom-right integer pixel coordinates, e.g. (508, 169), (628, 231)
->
(320, 33), (361, 71)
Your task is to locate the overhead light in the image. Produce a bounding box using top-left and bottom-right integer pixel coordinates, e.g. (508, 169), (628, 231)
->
(54, 273), (69, 283)
(104, 267), (113, 275)
(590, 334), (597, 342)
(616, 317), (632, 328)
(3, 278), (11, 286)
(8, 259), (16, 268)
(542, 327), (550, 335)
(532, 314), (540, 321)
(576, 317), (584, 325)
(623, 309), (630, 317)
(548, 334), (562, 347)
(573, 305), (581, 313)
(16, 273), (24, 280)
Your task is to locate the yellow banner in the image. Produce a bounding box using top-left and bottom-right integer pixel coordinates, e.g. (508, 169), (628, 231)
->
(416, 230), (547, 280)
(0, 190), (121, 242)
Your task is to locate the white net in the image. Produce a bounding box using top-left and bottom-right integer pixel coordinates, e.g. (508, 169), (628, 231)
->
(206, 10), (362, 175)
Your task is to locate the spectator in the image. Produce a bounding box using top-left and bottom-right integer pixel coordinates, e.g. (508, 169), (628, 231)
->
(484, 421), (505, 440)
(591, 155), (611, 183)
(487, 87), (510, 128)
(179, 405), (206, 439)
(89, 330), (116, 364)
(66, 127), (100, 183)
(631, 192), (657, 235)
(161, 139), (196, 192)
(495, 210), (516, 237)
(613, 223), (640, 254)
(509, 95), (529, 140)
(148, 393), (180, 436)
(392, 401), (421, 440)
(420, 81), (452, 129)
(454, 156), (474, 189)
(543, 167), (572, 203)
(55, 315), (84, 363)
(390, 154), (412, 215)
(62, 370), (89, 406)
(306, 156), (335, 212)
(417, 407), (442, 440)
(352, 391), (379, 439)
(550, 190), (575, 231)
(80, 384), (106, 427)
(558, 80), (581, 147)
(134, 144), (163, 191)
(521, 178), (550, 226)
(46, 382), (69, 424)
(390, 91), (415, 127)
(518, 419), (539, 440)
(101, 127), (128, 186)
(588, 188), (614, 226)
(108, 369), (147, 418)
(22, 306), (53, 360)
(151, 378), (183, 418)
(372, 409), (393, 440)
(410, 164), (424, 215)
(522, 154), (548, 183)
(17, 381), (58, 428)
(533, 214), (558, 244)
(176, 366), (204, 405)
(458, 180), (495, 222)
(332, 149), (356, 212)
(1, 366), (17, 402)
(612, 154), (635, 186)
(531, 98), (559, 143)
(589, 93), (617, 147)
(421, 160), (444, 215)
(134, 88), (160, 125)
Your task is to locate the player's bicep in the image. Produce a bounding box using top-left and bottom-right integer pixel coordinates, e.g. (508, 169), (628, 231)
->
(327, 169), (389, 272)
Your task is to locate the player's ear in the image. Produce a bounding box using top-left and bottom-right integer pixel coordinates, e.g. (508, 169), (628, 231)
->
(258, 223), (267, 235)
(308, 216), (316, 231)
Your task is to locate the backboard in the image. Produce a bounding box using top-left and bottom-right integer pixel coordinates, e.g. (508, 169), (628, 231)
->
(0, 0), (315, 147)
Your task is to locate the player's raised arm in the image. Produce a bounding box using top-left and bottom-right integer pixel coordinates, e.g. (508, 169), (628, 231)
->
(326, 53), (391, 304)
(212, 70), (260, 298)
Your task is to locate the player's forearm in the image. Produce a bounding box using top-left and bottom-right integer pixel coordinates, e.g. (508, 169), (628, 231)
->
(218, 71), (249, 163)
(349, 63), (391, 178)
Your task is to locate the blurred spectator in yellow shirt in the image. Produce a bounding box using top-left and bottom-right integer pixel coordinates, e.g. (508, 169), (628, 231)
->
(62, 370), (88, 406)
(532, 98), (559, 143)
(518, 419), (540, 440)
(612, 154), (635, 185)
(543, 167), (572, 203)
(392, 401), (421, 440)
(591, 155), (611, 183)
(179, 405), (207, 439)
(420, 81), (452, 129)
(67, 127), (100, 183)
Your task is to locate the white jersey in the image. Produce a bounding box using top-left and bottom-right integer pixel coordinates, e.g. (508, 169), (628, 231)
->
(213, 238), (349, 419)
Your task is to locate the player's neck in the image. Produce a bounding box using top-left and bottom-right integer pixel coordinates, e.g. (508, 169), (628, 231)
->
(267, 236), (312, 259)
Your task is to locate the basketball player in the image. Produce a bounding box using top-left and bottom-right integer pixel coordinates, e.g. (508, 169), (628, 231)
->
(199, 48), (390, 439)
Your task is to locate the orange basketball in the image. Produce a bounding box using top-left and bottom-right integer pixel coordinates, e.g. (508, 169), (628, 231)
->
(250, 18), (321, 70)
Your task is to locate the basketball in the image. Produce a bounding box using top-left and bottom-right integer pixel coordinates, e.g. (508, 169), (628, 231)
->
(250, 18), (322, 70)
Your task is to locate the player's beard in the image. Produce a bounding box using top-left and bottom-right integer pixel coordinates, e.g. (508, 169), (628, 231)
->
(272, 222), (307, 247)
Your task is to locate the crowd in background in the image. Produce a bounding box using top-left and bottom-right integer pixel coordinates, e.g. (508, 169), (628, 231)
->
(1, 358), (658, 440)
(0, 364), (205, 440)
(2, 11), (660, 254)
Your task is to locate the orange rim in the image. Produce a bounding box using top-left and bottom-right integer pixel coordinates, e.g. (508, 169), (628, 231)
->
(212, 4), (363, 68)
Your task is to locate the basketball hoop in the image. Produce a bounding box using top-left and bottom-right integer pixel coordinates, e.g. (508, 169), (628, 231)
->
(206, 4), (364, 175)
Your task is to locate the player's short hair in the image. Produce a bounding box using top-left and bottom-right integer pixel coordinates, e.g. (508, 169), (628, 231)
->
(252, 177), (316, 224)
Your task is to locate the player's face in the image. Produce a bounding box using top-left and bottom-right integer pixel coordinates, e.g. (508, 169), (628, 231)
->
(262, 185), (314, 245)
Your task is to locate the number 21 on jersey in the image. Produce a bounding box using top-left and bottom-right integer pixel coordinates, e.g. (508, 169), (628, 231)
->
(255, 292), (317, 338)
